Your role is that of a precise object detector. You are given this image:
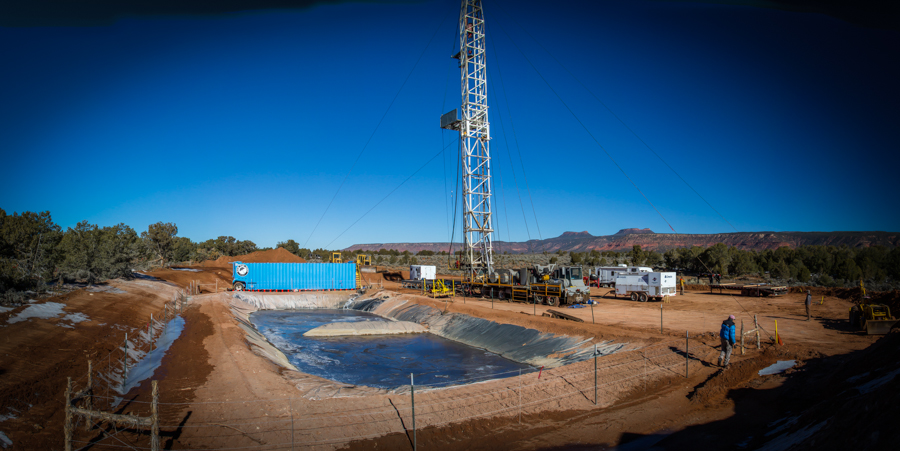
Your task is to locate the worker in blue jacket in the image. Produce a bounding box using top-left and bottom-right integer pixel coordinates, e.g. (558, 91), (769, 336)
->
(718, 315), (736, 368)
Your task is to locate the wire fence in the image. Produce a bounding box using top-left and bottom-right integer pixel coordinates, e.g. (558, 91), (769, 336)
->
(68, 333), (728, 450)
(70, 288), (189, 412)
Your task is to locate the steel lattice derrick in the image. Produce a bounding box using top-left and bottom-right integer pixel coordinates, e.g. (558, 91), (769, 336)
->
(459, 0), (493, 275)
(440, 0), (494, 277)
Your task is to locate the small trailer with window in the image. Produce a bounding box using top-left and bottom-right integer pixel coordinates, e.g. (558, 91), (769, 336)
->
(590, 265), (653, 287)
(615, 270), (677, 301)
(409, 265), (436, 280)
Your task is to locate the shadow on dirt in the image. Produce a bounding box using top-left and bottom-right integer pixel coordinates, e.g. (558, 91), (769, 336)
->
(819, 317), (866, 334)
(164, 411), (192, 450)
(583, 331), (900, 451)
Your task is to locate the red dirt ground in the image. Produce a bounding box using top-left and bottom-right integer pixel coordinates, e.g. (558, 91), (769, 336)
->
(1, 270), (896, 450)
(0, 279), (180, 449)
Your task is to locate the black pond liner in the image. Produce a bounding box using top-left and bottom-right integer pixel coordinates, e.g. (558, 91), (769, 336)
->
(250, 308), (532, 389)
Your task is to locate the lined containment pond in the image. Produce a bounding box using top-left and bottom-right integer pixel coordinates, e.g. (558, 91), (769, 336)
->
(250, 309), (532, 389)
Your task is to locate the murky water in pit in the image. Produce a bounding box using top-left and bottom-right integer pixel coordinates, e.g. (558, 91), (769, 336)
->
(250, 309), (532, 389)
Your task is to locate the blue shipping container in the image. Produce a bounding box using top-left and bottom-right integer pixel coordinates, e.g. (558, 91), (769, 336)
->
(231, 262), (357, 291)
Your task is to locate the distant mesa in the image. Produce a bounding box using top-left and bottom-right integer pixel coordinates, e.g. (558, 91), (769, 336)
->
(560, 231), (593, 237)
(346, 230), (898, 254)
(614, 228), (655, 235)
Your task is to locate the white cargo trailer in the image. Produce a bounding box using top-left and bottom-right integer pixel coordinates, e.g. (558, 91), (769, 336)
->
(615, 271), (677, 301)
(591, 265), (652, 287)
(409, 265), (436, 280)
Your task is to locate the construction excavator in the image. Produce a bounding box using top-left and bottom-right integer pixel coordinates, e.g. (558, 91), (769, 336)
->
(849, 280), (898, 335)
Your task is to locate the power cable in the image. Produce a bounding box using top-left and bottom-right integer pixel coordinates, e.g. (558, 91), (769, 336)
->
(324, 141), (455, 249)
(487, 10), (677, 233)
(446, 131), (461, 266)
(496, 10), (767, 340)
(491, 132), (514, 263)
(486, 18), (544, 250)
(486, 56), (532, 244)
(442, 71), (452, 243)
(446, 1), (463, 269)
(441, 14), (460, 245)
(489, 146), (503, 260)
(304, 8), (452, 248)
(492, 1), (738, 232)
(687, 254), (776, 342)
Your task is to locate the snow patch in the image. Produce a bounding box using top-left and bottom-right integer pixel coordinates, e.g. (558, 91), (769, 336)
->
(63, 312), (90, 324)
(0, 431), (11, 448)
(847, 371), (870, 383)
(86, 286), (126, 294)
(5, 301), (91, 327)
(765, 416), (799, 437)
(0, 407), (18, 422)
(757, 421), (826, 451)
(118, 317), (185, 397)
(7, 302), (66, 323)
(759, 360), (797, 376)
(855, 367), (900, 394)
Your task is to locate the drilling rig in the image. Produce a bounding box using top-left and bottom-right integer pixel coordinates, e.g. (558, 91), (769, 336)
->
(441, 0), (494, 280)
(438, 1), (590, 306)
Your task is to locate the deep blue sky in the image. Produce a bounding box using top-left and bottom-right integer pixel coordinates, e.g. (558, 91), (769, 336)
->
(1, 0), (898, 249)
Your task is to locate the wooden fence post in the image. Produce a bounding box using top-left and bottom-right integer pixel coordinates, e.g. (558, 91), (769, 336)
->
(151, 381), (160, 451)
(518, 369), (522, 424)
(84, 360), (92, 431)
(289, 398), (295, 450)
(594, 344), (598, 405)
(685, 331), (690, 378)
(410, 373), (416, 451)
(123, 333), (128, 382)
(64, 377), (73, 451)
(741, 319), (745, 355)
(755, 315), (761, 349)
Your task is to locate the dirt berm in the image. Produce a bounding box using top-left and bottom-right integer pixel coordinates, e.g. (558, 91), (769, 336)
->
(199, 247), (306, 267)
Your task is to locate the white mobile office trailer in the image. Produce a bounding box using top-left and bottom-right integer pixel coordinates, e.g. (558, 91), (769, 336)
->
(409, 265), (436, 280)
(615, 271), (677, 301)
